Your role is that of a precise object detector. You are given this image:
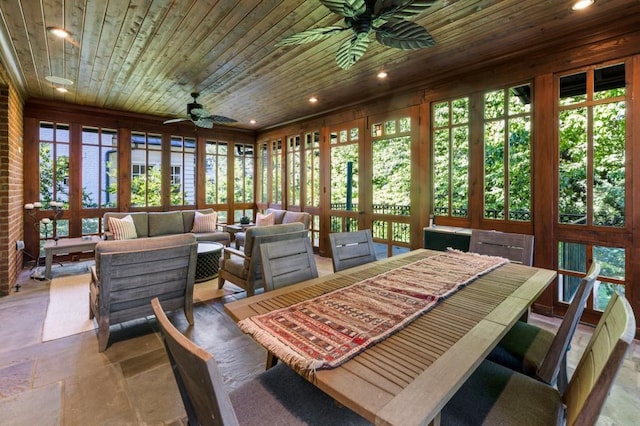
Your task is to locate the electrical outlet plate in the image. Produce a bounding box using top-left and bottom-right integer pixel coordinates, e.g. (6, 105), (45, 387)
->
(16, 240), (25, 250)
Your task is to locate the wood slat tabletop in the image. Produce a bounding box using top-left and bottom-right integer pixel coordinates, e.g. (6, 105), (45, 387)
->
(224, 249), (557, 425)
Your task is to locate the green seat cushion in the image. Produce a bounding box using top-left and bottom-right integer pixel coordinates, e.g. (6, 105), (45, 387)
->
(442, 360), (563, 425)
(487, 321), (555, 377)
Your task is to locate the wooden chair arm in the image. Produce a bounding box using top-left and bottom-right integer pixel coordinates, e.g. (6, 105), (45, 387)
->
(224, 246), (248, 260)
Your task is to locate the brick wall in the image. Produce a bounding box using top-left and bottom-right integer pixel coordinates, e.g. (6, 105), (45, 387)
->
(0, 65), (24, 295)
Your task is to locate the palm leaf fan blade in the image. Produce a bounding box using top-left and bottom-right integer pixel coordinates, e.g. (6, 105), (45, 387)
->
(376, 21), (435, 49)
(276, 26), (347, 46)
(376, 0), (437, 21)
(320, 0), (367, 17)
(336, 35), (370, 70)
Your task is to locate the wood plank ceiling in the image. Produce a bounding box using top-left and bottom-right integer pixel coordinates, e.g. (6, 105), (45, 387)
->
(1, 0), (639, 130)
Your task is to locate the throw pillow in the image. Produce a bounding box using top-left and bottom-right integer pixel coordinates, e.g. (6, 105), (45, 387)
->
(191, 211), (218, 233)
(256, 212), (275, 226)
(109, 215), (138, 240)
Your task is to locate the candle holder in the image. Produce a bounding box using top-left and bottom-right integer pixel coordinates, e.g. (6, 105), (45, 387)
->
(49, 201), (63, 240)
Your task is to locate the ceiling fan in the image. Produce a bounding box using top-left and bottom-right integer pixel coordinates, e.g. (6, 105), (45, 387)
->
(163, 92), (237, 128)
(276, 0), (436, 70)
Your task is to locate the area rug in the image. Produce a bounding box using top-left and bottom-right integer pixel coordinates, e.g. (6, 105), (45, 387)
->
(42, 273), (95, 342)
(42, 274), (244, 342)
(238, 250), (509, 371)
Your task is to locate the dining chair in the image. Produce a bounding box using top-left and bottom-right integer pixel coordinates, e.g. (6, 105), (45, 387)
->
(469, 229), (534, 265)
(259, 236), (318, 369)
(487, 262), (601, 393)
(328, 229), (377, 272)
(260, 236), (318, 292)
(151, 298), (370, 426)
(441, 291), (635, 425)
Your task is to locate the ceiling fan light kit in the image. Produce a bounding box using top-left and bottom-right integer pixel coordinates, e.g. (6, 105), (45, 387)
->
(163, 92), (237, 128)
(276, 0), (436, 70)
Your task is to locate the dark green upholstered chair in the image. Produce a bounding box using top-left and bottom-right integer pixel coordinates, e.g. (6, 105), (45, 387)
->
(442, 291), (635, 425)
(487, 262), (600, 393)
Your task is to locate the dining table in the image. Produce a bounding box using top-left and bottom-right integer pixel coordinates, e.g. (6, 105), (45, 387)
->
(224, 249), (557, 426)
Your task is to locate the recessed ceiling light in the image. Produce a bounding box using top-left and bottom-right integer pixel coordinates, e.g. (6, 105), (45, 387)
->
(377, 71), (388, 79)
(45, 76), (74, 85)
(309, 96), (318, 103)
(572, 0), (594, 10)
(55, 87), (69, 93)
(249, 119), (257, 125)
(46, 27), (71, 38)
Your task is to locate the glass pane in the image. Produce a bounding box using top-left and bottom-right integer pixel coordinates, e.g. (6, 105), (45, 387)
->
(558, 107), (587, 224)
(484, 90), (504, 119)
(372, 122), (383, 137)
(509, 85), (531, 114)
(385, 120), (396, 135)
(372, 136), (410, 216)
(451, 126), (469, 216)
(305, 131), (320, 207)
(484, 120), (505, 219)
(592, 101), (625, 227)
(595, 282), (625, 311)
(508, 116), (531, 220)
(593, 246), (625, 280)
(594, 63), (625, 100)
(287, 136), (301, 206)
(433, 102), (449, 127)
(433, 129), (450, 216)
(557, 273), (582, 304)
(205, 141), (228, 204)
(330, 144), (358, 210)
(560, 72), (587, 106)
(82, 145), (100, 208)
(452, 98), (469, 124)
(558, 241), (586, 273)
(399, 117), (411, 132)
(82, 218), (100, 235)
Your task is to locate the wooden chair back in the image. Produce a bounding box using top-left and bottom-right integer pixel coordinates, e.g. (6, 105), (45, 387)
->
(537, 262), (601, 390)
(260, 237), (318, 292)
(469, 229), (534, 265)
(562, 292), (635, 425)
(329, 229), (377, 272)
(151, 298), (239, 426)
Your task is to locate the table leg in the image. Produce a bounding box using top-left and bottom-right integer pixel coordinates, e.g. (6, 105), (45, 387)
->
(45, 250), (53, 279)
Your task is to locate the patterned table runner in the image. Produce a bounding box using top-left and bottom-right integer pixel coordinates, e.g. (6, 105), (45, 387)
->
(238, 249), (508, 371)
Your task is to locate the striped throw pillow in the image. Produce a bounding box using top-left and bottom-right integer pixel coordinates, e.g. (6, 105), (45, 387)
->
(256, 212), (275, 226)
(191, 211), (218, 232)
(109, 215), (138, 240)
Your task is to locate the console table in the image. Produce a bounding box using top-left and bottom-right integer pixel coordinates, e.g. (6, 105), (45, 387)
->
(423, 225), (472, 251)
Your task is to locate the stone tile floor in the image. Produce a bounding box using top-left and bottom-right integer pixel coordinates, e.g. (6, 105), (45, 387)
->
(0, 256), (638, 425)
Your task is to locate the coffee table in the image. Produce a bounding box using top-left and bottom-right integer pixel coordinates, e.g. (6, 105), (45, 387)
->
(195, 242), (224, 283)
(44, 236), (102, 279)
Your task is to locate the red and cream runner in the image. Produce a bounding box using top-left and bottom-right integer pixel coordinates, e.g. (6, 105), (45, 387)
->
(238, 249), (508, 371)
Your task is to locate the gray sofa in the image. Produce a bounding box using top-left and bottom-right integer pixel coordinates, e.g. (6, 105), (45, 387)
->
(103, 209), (230, 245)
(234, 208), (311, 249)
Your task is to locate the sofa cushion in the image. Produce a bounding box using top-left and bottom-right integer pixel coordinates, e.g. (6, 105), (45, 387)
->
(182, 208), (215, 233)
(104, 212), (149, 238)
(265, 208), (287, 224)
(109, 215), (138, 240)
(148, 211), (184, 237)
(191, 211), (218, 232)
(256, 212), (275, 226)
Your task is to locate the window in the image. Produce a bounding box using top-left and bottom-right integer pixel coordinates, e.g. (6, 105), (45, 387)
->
(483, 84), (532, 221)
(558, 63), (626, 227)
(304, 131), (320, 208)
(131, 132), (162, 207)
(234, 143), (254, 222)
(205, 140), (228, 205)
(39, 122), (70, 240)
(432, 98), (470, 218)
(287, 135), (301, 207)
(81, 126), (118, 208)
(329, 125), (359, 232)
(271, 139), (283, 204)
(170, 136), (196, 206)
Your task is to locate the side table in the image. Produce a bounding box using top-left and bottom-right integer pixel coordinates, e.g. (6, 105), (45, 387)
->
(44, 236), (102, 279)
(195, 242), (224, 283)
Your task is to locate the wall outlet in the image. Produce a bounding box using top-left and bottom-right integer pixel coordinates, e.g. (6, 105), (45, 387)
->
(16, 240), (25, 250)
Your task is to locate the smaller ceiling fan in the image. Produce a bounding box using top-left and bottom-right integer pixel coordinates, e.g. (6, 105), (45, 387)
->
(276, 0), (436, 70)
(163, 92), (237, 128)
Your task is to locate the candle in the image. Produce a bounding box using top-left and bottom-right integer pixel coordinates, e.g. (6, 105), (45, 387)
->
(41, 218), (51, 224)
(33, 202), (42, 208)
(50, 201), (60, 207)
(25, 203), (34, 210)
